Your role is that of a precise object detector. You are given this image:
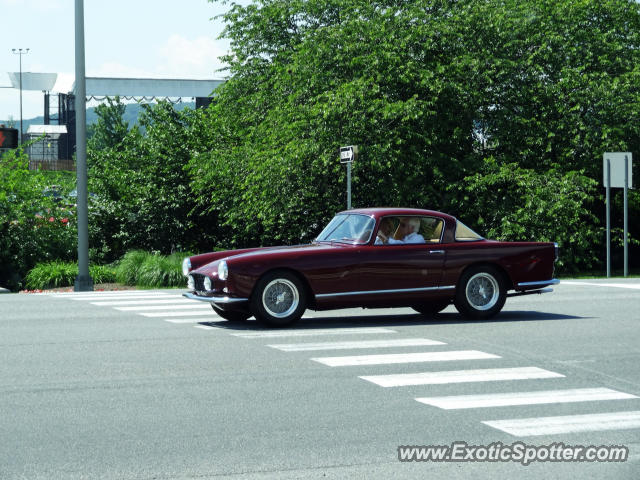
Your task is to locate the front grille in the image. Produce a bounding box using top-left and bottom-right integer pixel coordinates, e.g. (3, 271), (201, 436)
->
(192, 273), (206, 292)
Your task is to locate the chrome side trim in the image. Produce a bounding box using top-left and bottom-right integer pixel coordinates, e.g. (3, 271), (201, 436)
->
(516, 279), (560, 288)
(316, 285), (455, 299)
(183, 292), (248, 304)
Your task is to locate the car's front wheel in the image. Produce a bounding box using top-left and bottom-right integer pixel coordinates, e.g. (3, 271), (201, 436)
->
(251, 271), (307, 327)
(211, 304), (251, 322)
(454, 266), (506, 319)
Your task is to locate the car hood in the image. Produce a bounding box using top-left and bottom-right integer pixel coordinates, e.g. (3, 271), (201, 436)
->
(191, 241), (356, 276)
(223, 242), (347, 261)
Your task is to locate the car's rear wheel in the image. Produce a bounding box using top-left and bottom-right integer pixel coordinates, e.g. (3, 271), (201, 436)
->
(211, 304), (251, 322)
(412, 300), (450, 317)
(454, 266), (506, 319)
(251, 271), (307, 327)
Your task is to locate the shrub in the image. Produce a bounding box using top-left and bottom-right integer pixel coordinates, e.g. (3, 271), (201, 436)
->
(114, 250), (149, 285)
(114, 250), (186, 288)
(25, 261), (116, 290)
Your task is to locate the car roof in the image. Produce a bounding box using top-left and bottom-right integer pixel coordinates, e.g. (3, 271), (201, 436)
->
(338, 207), (456, 222)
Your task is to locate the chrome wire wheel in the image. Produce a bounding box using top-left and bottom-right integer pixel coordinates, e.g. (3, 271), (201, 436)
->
(465, 272), (499, 311)
(261, 278), (300, 318)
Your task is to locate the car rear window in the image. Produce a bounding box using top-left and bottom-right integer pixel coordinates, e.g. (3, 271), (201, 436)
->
(455, 220), (483, 241)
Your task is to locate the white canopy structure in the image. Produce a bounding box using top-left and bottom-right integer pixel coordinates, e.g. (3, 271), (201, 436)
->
(7, 72), (224, 101)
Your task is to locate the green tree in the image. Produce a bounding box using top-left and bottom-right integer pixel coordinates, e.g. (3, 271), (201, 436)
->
(192, 0), (639, 270)
(87, 99), (213, 262)
(88, 96), (130, 150)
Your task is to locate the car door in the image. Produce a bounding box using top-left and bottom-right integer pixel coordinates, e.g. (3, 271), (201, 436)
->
(356, 216), (446, 298)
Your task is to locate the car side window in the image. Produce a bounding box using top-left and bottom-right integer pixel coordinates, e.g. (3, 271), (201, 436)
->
(374, 216), (444, 245)
(421, 217), (444, 243)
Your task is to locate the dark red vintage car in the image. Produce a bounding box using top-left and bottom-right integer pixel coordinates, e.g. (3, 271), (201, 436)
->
(182, 208), (558, 326)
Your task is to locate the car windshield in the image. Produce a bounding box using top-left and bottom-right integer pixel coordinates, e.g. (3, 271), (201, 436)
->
(316, 214), (375, 244)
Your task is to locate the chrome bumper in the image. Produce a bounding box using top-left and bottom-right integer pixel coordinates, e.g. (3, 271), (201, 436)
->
(516, 279), (560, 288)
(183, 292), (248, 304)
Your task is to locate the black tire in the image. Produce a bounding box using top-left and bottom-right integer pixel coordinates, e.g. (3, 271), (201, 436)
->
(211, 304), (251, 322)
(412, 300), (451, 316)
(454, 266), (506, 319)
(250, 271), (307, 327)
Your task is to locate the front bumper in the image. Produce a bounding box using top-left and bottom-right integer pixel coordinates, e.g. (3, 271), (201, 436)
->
(183, 292), (249, 305)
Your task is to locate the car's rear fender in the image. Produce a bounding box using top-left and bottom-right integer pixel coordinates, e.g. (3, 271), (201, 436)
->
(457, 262), (513, 290)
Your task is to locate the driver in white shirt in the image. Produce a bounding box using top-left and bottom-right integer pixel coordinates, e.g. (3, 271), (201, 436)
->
(377, 217), (425, 244)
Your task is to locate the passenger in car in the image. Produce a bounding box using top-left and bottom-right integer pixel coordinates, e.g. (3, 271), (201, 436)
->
(388, 217), (425, 244)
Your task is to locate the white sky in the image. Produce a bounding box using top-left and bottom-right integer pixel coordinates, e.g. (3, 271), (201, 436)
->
(1, 0), (238, 121)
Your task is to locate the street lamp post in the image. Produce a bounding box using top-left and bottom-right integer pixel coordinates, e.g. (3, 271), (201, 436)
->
(11, 48), (30, 145)
(74, 0), (93, 291)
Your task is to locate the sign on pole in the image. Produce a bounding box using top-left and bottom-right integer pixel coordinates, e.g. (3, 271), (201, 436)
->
(340, 146), (358, 209)
(603, 152), (633, 277)
(603, 152), (633, 188)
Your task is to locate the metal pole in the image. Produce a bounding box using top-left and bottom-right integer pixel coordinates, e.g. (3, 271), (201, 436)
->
(624, 155), (629, 277)
(19, 52), (23, 145)
(11, 48), (29, 145)
(74, 0), (93, 291)
(347, 161), (352, 209)
(606, 158), (611, 278)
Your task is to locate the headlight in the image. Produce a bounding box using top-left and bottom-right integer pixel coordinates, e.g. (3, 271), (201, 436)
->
(182, 257), (191, 276)
(187, 274), (195, 290)
(204, 276), (212, 291)
(218, 260), (228, 281)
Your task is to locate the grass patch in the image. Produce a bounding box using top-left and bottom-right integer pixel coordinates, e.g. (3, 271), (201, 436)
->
(27, 250), (188, 290)
(26, 261), (116, 290)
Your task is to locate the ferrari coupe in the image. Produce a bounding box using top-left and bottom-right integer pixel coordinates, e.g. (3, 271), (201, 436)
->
(182, 208), (559, 326)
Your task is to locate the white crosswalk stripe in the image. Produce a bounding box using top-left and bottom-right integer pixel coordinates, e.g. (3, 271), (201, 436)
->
(360, 367), (564, 387)
(51, 291), (158, 296)
(51, 290), (215, 321)
(115, 304), (211, 311)
(312, 350), (500, 367)
(268, 338), (445, 352)
(416, 387), (638, 410)
(57, 292), (176, 300)
(140, 310), (216, 317)
(483, 410), (640, 436)
(92, 299), (192, 306)
(164, 318), (221, 324)
(231, 327), (397, 338)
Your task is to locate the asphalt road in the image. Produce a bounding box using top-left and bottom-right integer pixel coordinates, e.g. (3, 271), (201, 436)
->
(1, 280), (639, 479)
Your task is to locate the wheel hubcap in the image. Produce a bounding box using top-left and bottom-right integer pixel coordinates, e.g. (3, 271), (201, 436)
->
(262, 279), (299, 318)
(466, 272), (499, 311)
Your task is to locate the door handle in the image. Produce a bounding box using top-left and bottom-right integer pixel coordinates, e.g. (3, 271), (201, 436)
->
(429, 250), (445, 254)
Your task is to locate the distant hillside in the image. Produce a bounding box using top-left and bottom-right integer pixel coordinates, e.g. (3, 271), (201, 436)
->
(0, 101), (196, 132)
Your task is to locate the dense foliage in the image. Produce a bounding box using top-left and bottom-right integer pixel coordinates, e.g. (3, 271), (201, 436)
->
(186, 0), (639, 270)
(87, 99), (216, 264)
(5, 0), (640, 290)
(0, 148), (76, 290)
